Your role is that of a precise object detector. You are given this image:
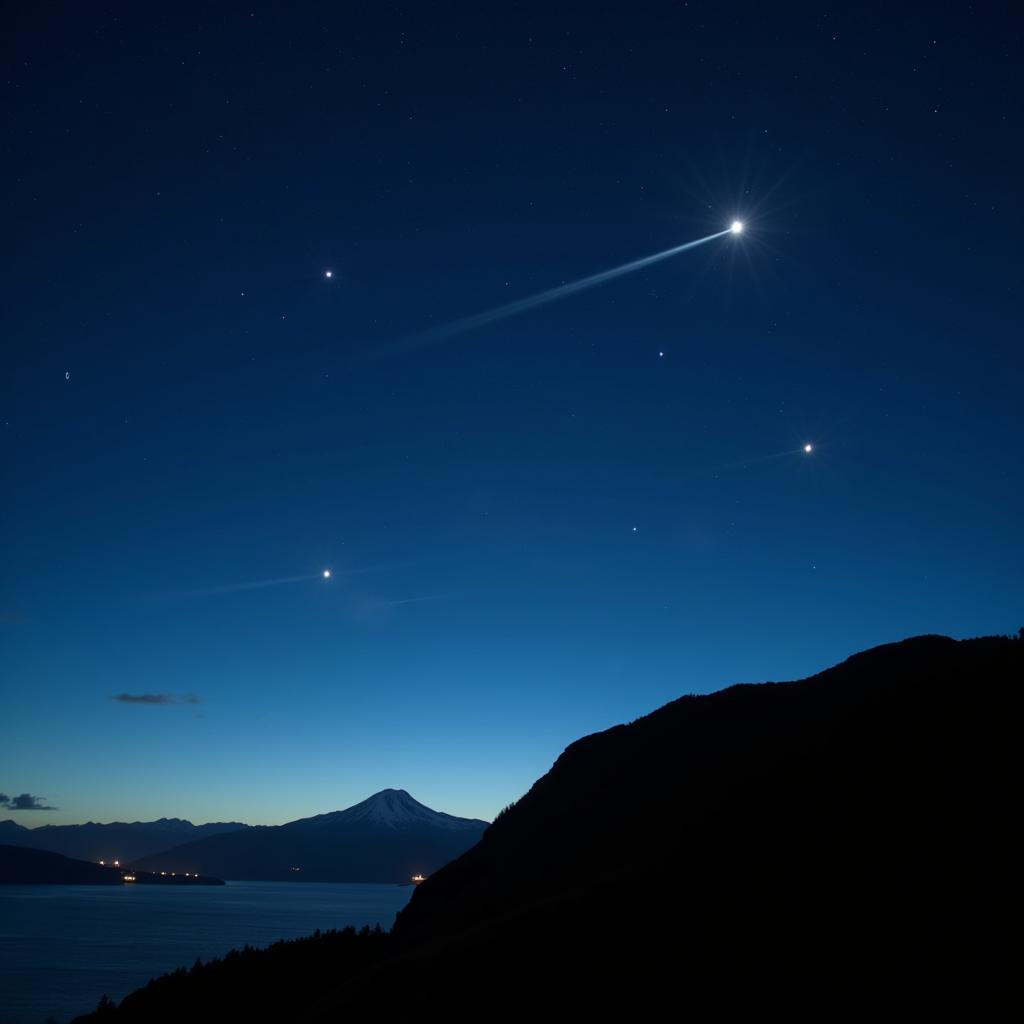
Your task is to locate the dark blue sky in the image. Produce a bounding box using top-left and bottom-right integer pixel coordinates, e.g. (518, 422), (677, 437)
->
(3, 2), (1021, 825)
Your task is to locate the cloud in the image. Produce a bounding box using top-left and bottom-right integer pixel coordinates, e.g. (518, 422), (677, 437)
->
(0, 792), (56, 810)
(112, 693), (202, 706)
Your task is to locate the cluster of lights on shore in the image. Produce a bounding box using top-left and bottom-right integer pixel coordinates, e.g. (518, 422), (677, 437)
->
(100, 858), (201, 881)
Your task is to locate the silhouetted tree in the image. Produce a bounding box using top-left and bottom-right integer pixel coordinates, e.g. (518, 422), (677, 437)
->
(93, 994), (115, 1016)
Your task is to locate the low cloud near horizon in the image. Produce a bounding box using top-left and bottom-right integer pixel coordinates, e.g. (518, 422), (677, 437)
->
(112, 693), (202, 706)
(0, 792), (56, 810)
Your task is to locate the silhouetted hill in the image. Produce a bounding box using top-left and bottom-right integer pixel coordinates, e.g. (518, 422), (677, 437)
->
(132, 790), (488, 882)
(72, 634), (1020, 1020)
(0, 844), (123, 884)
(0, 845), (224, 885)
(0, 818), (249, 863)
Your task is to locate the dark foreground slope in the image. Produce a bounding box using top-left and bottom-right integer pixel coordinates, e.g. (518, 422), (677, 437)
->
(75, 634), (1020, 1020)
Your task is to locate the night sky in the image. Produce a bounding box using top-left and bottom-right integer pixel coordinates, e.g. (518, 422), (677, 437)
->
(3, 3), (1021, 826)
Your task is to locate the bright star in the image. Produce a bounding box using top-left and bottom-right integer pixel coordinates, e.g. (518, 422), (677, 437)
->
(322, 569), (332, 579)
(730, 221), (744, 234)
(803, 443), (813, 453)
(324, 270), (333, 279)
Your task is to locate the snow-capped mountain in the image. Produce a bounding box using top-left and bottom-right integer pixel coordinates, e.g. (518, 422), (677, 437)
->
(289, 789), (487, 832)
(132, 790), (489, 882)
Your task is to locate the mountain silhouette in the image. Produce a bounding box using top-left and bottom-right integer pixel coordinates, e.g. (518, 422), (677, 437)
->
(0, 844), (124, 884)
(0, 817), (249, 863)
(71, 634), (1020, 1019)
(0, 845), (224, 885)
(131, 790), (488, 882)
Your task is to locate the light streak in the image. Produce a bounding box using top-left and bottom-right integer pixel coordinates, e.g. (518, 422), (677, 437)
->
(394, 227), (734, 351)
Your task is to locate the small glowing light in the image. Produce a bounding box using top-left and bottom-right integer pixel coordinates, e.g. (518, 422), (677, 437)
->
(322, 569), (331, 579)
(730, 221), (744, 234)
(113, 860), (119, 867)
(324, 270), (333, 278)
(658, 351), (664, 358)
(803, 443), (813, 454)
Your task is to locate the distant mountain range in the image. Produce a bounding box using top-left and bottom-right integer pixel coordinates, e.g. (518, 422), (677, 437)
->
(1, 792), (485, 883)
(0, 817), (249, 864)
(72, 634), (1020, 1020)
(132, 790), (488, 882)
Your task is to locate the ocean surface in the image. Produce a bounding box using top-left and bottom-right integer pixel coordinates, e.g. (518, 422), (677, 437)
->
(0, 881), (413, 1024)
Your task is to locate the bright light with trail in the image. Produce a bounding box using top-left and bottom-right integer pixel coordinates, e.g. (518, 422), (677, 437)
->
(803, 443), (813, 454)
(322, 569), (332, 579)
(394, 227), (735, 352)
(730, 221), (744, 234)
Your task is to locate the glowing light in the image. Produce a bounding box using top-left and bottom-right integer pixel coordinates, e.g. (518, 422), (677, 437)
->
(730, 221), (744, 234)
(324, 270), (333, 278)
(322, 569), (331, 579)
(803, 443), (813, 453)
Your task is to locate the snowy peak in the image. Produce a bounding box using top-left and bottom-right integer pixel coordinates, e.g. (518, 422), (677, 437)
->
(290, 789), (488, 832)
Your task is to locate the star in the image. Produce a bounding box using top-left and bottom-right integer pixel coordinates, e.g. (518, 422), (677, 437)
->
(803, 443), (813, 454)
(324, 270), (333, 279)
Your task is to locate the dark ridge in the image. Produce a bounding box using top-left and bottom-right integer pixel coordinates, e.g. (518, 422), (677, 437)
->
(0, 845), (223, 885)
(0, 819), (250, 864)
(71, 633), (1021, 1020)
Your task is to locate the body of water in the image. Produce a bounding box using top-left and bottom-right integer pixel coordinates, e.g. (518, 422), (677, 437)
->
(0, 881), (413, 1024)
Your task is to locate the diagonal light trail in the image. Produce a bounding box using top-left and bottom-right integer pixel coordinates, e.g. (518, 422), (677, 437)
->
(382, 227), (733, 356)
(163, 565), (389, 600)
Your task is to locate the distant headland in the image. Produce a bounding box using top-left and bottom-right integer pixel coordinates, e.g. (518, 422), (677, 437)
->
(0, 845), (225, 885)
